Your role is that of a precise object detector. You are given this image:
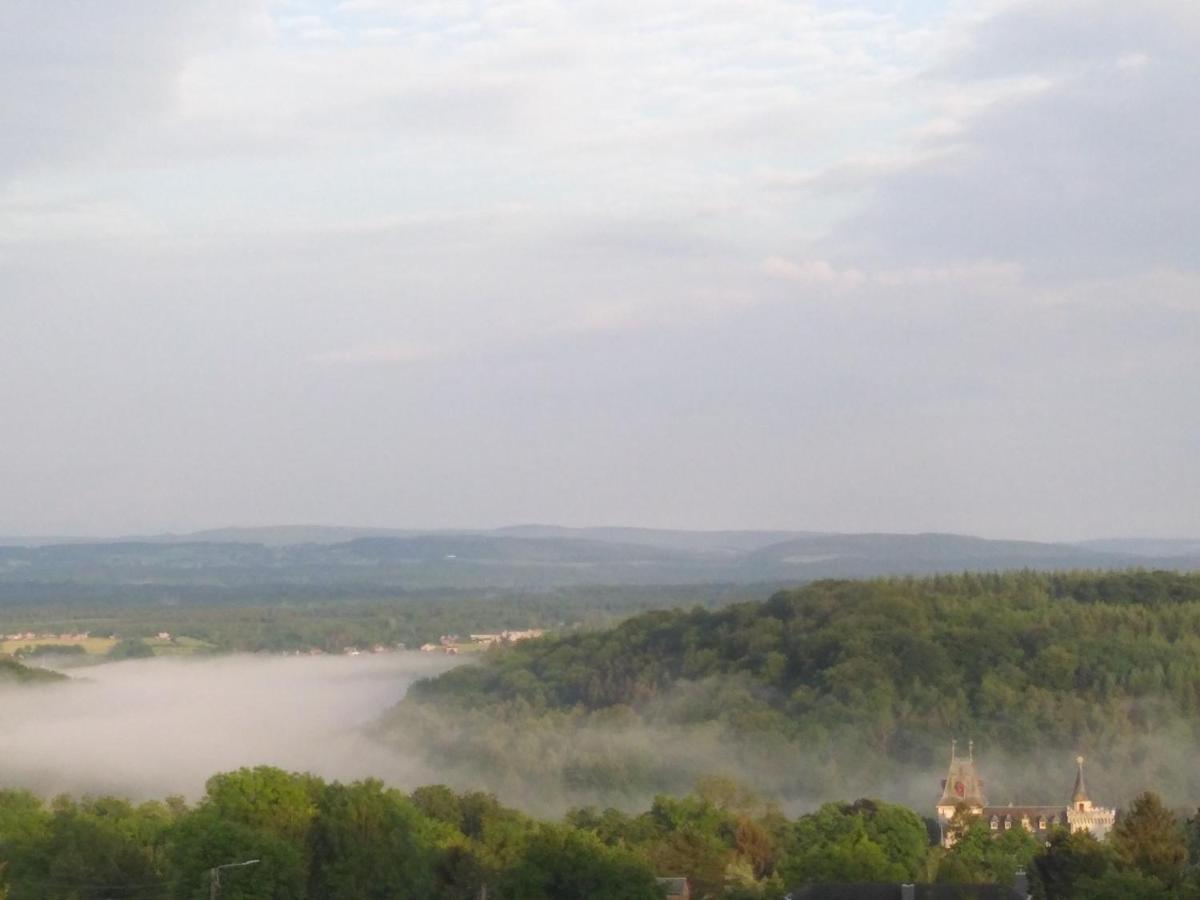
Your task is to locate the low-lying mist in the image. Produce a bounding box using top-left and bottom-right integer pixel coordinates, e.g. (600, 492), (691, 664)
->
(375, 678), (1200, 819)
(5, 654), (1197, 822)
(0, 653), (460, 800)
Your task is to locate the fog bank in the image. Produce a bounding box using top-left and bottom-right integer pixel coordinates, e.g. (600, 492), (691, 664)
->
(0, 653), (461, 800)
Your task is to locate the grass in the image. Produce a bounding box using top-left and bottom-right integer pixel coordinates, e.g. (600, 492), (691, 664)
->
(145, 635), (217, 656)
(1, 635), (216, 659)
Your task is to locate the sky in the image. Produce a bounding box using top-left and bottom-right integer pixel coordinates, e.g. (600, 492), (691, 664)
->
(1, 0), (1197, 541)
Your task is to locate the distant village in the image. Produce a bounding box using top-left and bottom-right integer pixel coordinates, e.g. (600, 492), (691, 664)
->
(419, 628), (546, 655)
(5, 627), (547, 659)
(6, 630), (97, 642)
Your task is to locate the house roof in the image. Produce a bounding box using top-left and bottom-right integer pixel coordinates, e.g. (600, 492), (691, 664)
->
(982, 805), (1067, 818)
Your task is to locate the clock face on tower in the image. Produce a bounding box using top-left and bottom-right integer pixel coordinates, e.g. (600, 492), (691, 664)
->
(954, 781), (966, 797)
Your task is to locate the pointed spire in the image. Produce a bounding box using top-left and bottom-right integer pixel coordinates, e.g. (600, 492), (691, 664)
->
(968, 739), (974, 762)
(1071, 755), (1090, 805)
(950, 739), (958, 763)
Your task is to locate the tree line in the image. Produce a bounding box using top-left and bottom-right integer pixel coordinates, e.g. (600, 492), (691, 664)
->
(3, 768), (1200, 899)
(0, 584), (765, 657)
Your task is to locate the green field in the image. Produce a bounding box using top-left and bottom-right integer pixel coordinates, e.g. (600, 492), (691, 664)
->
(1, 636), (116, 655)
(1, 635), (215, 658)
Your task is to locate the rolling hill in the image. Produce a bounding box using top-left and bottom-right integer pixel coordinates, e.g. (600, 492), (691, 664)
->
(0, 528), (1194, 603)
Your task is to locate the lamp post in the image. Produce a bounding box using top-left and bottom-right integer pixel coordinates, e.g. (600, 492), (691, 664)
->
(208, 859), (260, 899)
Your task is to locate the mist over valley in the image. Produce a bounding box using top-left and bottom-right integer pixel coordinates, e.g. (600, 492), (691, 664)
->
(3, 0), (1199, 893)
(0, 653), (458, 801)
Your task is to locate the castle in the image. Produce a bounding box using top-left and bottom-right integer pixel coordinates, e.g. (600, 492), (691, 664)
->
(936, 741), (1115, 846)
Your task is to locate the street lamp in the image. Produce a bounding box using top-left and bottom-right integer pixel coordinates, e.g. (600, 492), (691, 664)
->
(208, 858), (260, 899)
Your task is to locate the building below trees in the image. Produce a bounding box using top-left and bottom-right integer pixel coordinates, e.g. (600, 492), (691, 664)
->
(936, 742), (1115, 847)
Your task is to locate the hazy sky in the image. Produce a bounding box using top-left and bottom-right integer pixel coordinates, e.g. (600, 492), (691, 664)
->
(2, 0), (1197, 540)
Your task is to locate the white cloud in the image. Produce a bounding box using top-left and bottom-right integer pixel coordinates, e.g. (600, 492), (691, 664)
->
(2, 0), (1199, 537)
(818, 1), (1200, 278)
(762, 257), (866, 290)
(1116, 52), (1150, 70)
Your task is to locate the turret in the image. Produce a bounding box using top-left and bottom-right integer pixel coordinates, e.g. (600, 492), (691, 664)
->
(1071, 756), (1092, 813)
(939, 739), (987, 807)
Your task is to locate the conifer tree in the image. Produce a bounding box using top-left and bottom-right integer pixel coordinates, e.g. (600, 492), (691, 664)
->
(1111, 792), (1187, 886)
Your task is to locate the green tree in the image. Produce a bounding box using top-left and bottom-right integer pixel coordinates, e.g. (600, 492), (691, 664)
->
(107, 639), (155, 660)
(200, 768), (322, 846)
(1032, 827), (1113, 899)
(778, 799), (928, 885)
(165, 768), (323, 899)
(1073, 869), (1172, 900)
(167, 811), (305, 900)
(936, 819), (1039, 885)
(1111, 792), (1188, 887)
(498, 824), (662, 900)
(1, 795), (172, 900)
(307, 780), (442, 899)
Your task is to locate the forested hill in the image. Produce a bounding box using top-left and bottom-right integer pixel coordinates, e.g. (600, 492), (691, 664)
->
(395, 571), (1200, 808)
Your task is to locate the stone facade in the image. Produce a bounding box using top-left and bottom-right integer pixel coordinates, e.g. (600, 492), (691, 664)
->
(936, 743), (1115, 847)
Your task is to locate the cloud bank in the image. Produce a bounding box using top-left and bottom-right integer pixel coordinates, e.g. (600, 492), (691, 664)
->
(0, 0), (1196, 539)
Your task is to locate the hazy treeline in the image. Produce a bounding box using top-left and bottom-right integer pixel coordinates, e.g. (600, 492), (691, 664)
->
(3, 768), (1200, 899)
(382, 571), (1200, 811)
(0, 584), (766, 656)
(1, 531), (1195, 599)
(0, 656), (64, 685)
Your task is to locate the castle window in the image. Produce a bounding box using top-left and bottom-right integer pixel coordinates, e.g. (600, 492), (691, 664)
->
(1079, 803), (1085, 812)
(1004, 818), (1012, 830)
(990, 816), (998, 831)
(1037, 816), (1045, 830)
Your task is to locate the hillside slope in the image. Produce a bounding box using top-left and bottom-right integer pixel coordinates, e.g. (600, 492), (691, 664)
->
(390, 570), (1200, 811)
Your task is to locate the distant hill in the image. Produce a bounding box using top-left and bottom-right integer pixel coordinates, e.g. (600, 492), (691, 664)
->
(139, 525), (448, 546)
(0, 528), (1194, 603)
(1077, 537), (1200, 558)
(493, 525), (812, 555)
(740, 532), (1142, 578)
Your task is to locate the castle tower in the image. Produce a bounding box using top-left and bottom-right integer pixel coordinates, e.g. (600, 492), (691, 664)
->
(1065, 755), (1115, 839)
(937, 740), (987, 844)
(1070, 755), (1092, 813)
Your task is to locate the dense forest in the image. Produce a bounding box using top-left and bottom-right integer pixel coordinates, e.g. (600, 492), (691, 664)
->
(386, 571), (1200, 811)
(1, 766), (1197, 899)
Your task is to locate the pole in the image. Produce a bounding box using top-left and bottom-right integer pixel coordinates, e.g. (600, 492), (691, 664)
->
(208, 859), (259, 899)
